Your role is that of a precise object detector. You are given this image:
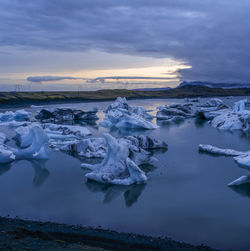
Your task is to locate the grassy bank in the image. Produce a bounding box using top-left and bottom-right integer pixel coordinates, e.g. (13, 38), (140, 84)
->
(0, 85), (250, 107)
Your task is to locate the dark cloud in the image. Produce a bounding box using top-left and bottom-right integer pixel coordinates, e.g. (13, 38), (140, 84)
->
(0, 1), (250, 82)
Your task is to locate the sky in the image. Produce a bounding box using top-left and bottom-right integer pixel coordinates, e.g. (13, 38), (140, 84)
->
(0, 0), (249, 91)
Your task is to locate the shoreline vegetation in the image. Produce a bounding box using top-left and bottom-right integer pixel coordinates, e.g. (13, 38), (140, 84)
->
(1, 85), (250, 107)
(0, 216), (218, 251)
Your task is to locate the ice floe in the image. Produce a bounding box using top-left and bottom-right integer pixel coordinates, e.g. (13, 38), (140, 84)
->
(0, 125), (49, 163)
(199, 144), (250, 186)
(0, 109), (30, 124)
(196, 99), (250, 133)
(228, 175), (250, 186)
(156, 103), (194, 122)
(101, 97), (157, 129)
(42, 123), (91, 137)
(35, 108), (98, 123)
(0, 132), (7, 144)
(81, 133), (148, 185)
(62, 135), (167, 162)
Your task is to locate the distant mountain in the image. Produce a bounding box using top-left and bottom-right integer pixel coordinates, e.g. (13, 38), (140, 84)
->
(133, 87), (171, 91)
(178, 81), (250, 89)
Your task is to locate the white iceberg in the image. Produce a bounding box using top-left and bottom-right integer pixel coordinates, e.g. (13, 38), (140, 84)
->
(35, 108), (98, 122)
(62, 135), (167, 162)
(101, 97), (157, 130)
(81, 134), (147, 185)
(0, 132), (7, 144)
(156, 103), (193, 121)
(198, 98), (225, 108)
(0, 125), (49, 164)
(228, 175), (250, 186)
(0, 109), (30, 123)
(199, 144), (250, 169)
(42, 123), (91, 137)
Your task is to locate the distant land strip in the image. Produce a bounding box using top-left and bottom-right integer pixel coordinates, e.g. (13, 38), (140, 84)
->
(0, 85), (250, 107)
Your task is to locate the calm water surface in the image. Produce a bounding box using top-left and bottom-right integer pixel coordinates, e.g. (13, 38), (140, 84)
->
(1, 97), (250, 251)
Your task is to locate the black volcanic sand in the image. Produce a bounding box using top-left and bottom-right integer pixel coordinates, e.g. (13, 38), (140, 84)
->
(0, 217), (219, 251)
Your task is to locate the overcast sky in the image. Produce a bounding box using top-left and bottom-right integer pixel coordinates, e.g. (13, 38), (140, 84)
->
(0, 0), (249, 90)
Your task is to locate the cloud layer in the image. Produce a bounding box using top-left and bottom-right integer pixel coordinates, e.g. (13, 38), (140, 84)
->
(1, 1), (250, 83)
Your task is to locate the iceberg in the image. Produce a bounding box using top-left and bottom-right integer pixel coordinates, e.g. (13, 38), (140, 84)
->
(81, 134), (148, 185)
(0, 132), (7, 144)
(198, 98), (227, 108)
(199, 144), (250, 169)
(35, 108), (98, 123)
(156, 103), (194, 121)
(42, 123), (91, 137)
(62, 135), (167, 161)
(196, 99), (250, 133)
(101, 97), (157, 130)
(228, 175), (250, 186)
(0, 125), (49, 164)
(0, 109), (30, 124)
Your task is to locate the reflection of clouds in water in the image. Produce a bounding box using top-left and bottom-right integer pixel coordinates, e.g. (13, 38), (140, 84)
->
(85, 180), (146, 207)
(0, 160), (50, 187)
(230, 184), (250, 198)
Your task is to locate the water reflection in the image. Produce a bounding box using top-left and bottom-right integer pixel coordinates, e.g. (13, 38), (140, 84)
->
(0, 163), (12, 176)
(31, 160), (50, 187)
(0, 160), (50, 187)
(85, 180), (146, 207)
(156, 119), (186, 128)
(230, 184), (250, 198)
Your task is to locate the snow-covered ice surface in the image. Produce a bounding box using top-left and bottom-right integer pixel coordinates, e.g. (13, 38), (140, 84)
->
(100, 97), (157, 130)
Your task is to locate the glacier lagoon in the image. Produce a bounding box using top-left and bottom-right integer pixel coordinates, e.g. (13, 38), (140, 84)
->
(1, 97), (250, 251)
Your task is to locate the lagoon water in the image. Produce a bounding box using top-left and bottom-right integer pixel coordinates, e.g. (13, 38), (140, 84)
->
(1, 98), (250, 250)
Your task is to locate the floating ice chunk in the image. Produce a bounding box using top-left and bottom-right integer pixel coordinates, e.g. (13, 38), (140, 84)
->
(12, 125), (49, 160)
(228, 175), (250, 186)
(0, 132), (7, 144)
(124, 135), (168, 150)
(30, 105), (43, 108)
(62, 137), (106, 158)
(115, 113), (158, 129)
(62, 135), (167, 162)
(14, 125), (34, 148)
(101, 97), (156, 129)
(233, 99), (247, 113)
(0, 125), (49, 163)
(156, 103), (193, 121)
(35, 108), (98, 122)
(0, 109), (30, 123)
(199, 144), (250, 169)
(199, 144), (243, 156)
(43, 123), (91, 137)
(81, 134), (147, 185)
(199, 98), (225, 108)
(229, 175), (250, 186)
(211, 110), (248, 131)
(0, 145), (15, 163)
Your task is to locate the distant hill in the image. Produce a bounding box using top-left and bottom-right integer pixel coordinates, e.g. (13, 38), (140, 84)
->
(132, 87), (171, 91)
(1, 85), (250, 107)
(178, 81), (250, 89)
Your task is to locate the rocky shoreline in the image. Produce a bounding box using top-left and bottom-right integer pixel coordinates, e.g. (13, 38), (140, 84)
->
(0, 217), (219, 251)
